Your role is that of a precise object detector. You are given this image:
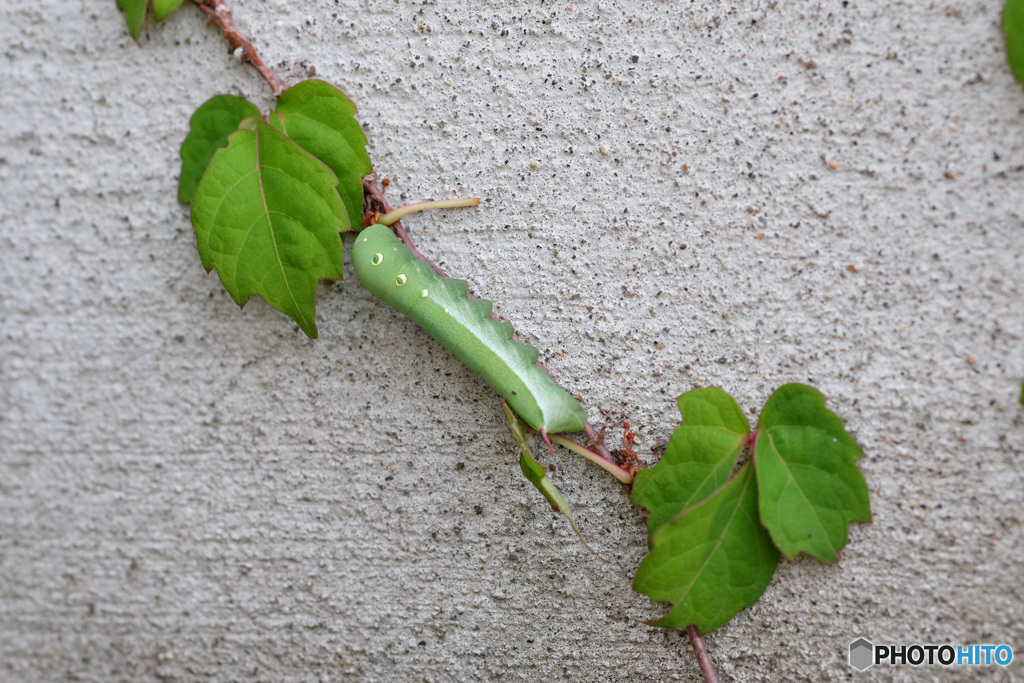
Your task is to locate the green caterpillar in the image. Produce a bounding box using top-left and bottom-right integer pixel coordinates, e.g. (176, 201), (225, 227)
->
(353, 224), (588, 441)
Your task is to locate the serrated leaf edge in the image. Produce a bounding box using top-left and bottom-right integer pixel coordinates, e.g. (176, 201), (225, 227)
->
(192, 123), (347, 338)
(638, 465), (776, 632)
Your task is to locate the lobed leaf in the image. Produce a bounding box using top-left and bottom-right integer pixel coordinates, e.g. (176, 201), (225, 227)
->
(753, 384), (871, 562)
(633, 387), (750, 532)
(1004, 0), (1024, 87)
(634, 465), (780, 634)
(269, 80), (372, 232)
(179, 95), (262, 204)
(190, 121), (347, 338)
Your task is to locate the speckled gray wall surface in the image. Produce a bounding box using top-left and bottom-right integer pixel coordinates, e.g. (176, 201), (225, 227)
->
(2, 0), (1022, 680)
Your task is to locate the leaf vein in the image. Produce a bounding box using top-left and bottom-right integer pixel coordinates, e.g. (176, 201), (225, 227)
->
(254, 128), (309, 330)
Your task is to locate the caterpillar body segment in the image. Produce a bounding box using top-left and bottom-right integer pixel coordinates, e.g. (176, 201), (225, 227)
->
(353, 224), (588, 435)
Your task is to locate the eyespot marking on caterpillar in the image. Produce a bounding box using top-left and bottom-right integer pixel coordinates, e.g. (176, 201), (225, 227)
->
(396, 273), (408, 286)
(421, 289), (429, 297)
(370, 253), (384, 266)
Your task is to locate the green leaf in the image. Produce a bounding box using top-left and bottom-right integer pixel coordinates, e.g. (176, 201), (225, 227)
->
(268, 80), (372, 232)
(179, 95), (262, 204)
(633, 387), (750, 532)
(116, 0), (186, 37)
(1019, 378), (1024, 405)
(634, 464), (780, 633)
(753, 384), (871, 562)
(503, 402), (596, 553)
(190, 121), (347, 338)
(153, 0), (187, 22)
(117, 0), (147, 40)
(1004, 0), (1024, 87)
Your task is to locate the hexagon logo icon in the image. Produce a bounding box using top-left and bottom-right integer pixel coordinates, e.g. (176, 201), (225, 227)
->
(849, 638), (874, 671)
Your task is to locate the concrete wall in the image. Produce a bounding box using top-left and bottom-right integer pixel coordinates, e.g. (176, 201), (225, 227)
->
(2, 0), (1022, 680)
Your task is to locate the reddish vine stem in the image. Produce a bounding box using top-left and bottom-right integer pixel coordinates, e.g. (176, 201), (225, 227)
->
(687, 626), (718, 683)
(583, 422), (618, 473)
(196, 0), (285, 98)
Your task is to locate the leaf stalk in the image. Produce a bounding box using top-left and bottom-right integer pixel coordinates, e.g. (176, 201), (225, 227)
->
(686, 625), (719, 683)
(549, 434), (634, 484)
(377, 198), (481, 226)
